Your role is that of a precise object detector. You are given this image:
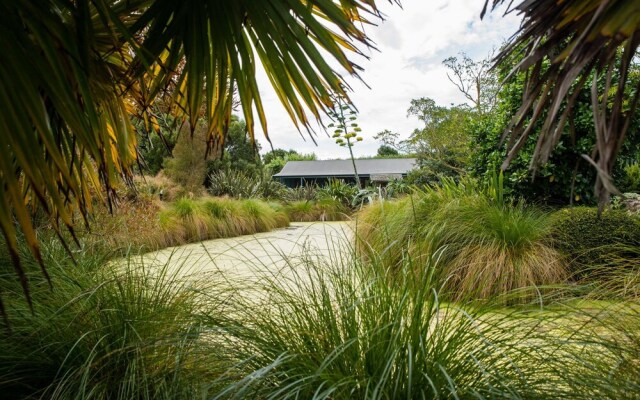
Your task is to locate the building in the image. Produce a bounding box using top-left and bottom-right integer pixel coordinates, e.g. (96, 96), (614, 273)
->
(273, 158), (417, 188)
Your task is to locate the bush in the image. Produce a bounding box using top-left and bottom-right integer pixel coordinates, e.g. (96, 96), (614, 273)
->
(356, 177), (566, 300)
(0, 241), (231, 399)
(551, 207), (640, 279)
(317, 179), (358, 208)
(619, 162), (640, 193)
(282, 184), (318, 202)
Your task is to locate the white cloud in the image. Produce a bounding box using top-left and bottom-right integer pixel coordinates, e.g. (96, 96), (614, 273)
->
(252, 1), (521, 159)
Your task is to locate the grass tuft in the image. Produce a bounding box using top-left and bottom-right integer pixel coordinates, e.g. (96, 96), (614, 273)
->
(0, 239), (233, 399)
(158, 197), (290, 247)
(356, 178), (567, 300)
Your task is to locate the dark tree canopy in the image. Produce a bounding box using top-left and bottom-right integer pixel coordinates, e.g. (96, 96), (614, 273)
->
(484, 0), (640, 207)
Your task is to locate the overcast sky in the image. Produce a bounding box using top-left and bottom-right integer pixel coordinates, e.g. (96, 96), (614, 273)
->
(252, 0), (522, 159)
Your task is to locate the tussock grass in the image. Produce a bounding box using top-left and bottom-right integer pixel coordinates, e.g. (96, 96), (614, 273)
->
(158, 197), (290, 247)
(356, 177), (567, 300)
(209, 237), (633, 399)
(0, 240), (233, 399)
(2, 228), (640, 397)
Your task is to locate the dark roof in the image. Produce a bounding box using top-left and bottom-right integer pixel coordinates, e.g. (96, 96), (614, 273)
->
(273, 158), (417, 178)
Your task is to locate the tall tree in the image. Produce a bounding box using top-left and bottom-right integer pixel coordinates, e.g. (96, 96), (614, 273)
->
(0, 0), (395, 306)
(374, 129), (411, 154)
(443, 52), (500, 114)
(206, 117), (263, 177)
(483, 0), (640, 207)
(406, 98), (472, 175)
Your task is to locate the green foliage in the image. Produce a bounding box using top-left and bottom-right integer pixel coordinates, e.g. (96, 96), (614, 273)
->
(468, 54), (640, 206)
(164, 121), (209, 194)
(263, 149), (316, 175)
(282, 199), (349, 222)
(206, 117), (262, 177)
(317, 178), (359, 208)
(551, 207), (640, 280)
(0, 241), (230, 399)
(282, 184), (319, 202)
(373, 129), (411, 155)
(356, 177), (566, 300)
(213, 239), (640, 399)
(619, 162), (640, 193)
(134, 110), (181, 175)
(376, 144), (399, 157)
(208, 169), (287, 199)
(158, 197), (289, 246)
(485, 0), (640, 205)
(406, 97), (473, 180)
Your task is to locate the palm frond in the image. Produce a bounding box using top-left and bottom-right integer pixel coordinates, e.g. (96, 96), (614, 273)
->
(0, 0), (395, 308)
(484, 0), (640, 206)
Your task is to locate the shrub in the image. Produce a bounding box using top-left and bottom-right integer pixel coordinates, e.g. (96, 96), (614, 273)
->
(317, 179), (358, 209)
(551, 207), (640, 279)
(619, 162), (640, 193)
(282, 184), (319, 202)
(171, 198), (212, 240)
(282, 200), (318, 222)
(133, 173), (182, 202)
(0, 240), (231, 399)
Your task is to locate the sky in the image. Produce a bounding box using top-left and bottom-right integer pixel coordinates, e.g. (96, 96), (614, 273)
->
(252, 0), (522, 159)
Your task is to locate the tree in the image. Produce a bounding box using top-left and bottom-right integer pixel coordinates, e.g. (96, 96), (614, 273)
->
(443, 52), (499, 114)
(406, 98), (473, 176)
(0, 1), (393, 305)
(377, 145), (399, 157)
(263, 149), (317, 175)
(468, 57), (640, 205)
(206, 117), (262, 177)
(164, 121), (209, 194)
(484, 0), (640, 206)
(328, 95), (364, 189)
(134, 107), (183, 175)
(373, 129), (412, 154)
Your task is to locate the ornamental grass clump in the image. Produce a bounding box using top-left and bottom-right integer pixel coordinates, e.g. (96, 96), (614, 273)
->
(213, 239), (559, 399)
(0, 239), (232, 400)
(158, 197), (289, 247)
(356, 176), (567, 300)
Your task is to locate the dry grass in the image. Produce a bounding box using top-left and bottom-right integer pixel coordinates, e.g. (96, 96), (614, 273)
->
(83, 193), (289, 252)
(444, 243), (566, 301)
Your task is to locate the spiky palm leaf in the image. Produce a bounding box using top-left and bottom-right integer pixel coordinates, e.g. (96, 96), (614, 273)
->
(484, 0), (640, 206)
(0, 0), (393, 308)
